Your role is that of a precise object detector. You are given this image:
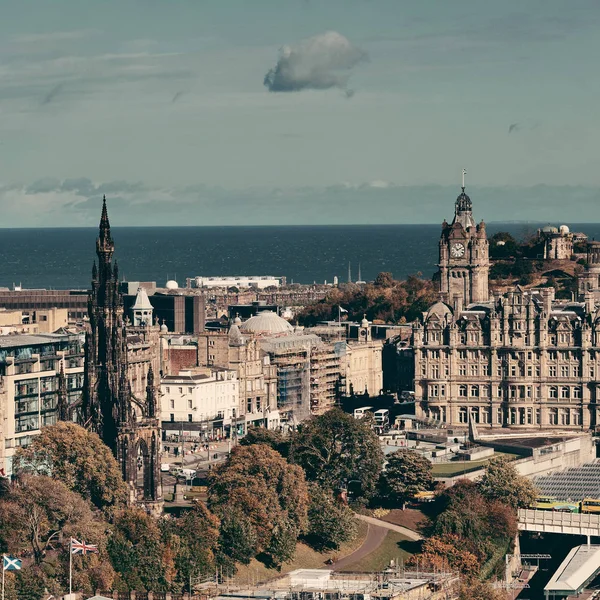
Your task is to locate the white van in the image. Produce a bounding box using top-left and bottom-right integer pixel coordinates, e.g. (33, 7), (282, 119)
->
(354, 406), (373, 419)
(180, 468), (197, 480)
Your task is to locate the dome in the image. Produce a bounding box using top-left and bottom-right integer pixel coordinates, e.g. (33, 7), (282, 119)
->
(160, 322), (168, 333)
(361, 314), (369, 328)
(559, 225), (570, 235)
(239, 311), (294, 336)
(233, 315), (242, 326)
(165, 280), (179, 290)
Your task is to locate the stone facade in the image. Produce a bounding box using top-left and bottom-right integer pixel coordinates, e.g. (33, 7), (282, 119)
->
(414, 186), (600, 431)
(81, 198), (162, 513)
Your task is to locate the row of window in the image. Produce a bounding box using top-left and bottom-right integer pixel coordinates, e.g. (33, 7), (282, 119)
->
(428, 384), (584, 400)
(454, 406), (582, 426)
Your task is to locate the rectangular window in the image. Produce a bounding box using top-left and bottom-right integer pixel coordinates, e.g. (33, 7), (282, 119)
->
(188, 414), (193, 422)
(470, 365), (478, 376)
(459, 365), (467, 376)
(561, 366), (569, 377)
(170, 413), (174, 422)
(549, 366), (557, 377)
(178, 387), (183, 394)
(170, 399), (175, 409)
(188, 387), (193, 394)
(256, 397), (261, 412)
(482, 363), (490, 376)
(247, 398), (252, 413)
(188, 399), (192, 409)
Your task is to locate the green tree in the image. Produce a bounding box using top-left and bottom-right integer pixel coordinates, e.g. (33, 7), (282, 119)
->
(478, 457), (537, 509)
(305, 484), (357, 551)
(0, 475), (106, 565)
(174, 502), (220, 590)
(13, 422), (127, 512)
(209, 445), (309, 567)
(218, 507), (258, 565)
(379, 449), (433, 508)
(240, 428), (289, 457)
(108, 508), (169, 592)
(293, 409), (383, 501)
(458, 580), (508, 600)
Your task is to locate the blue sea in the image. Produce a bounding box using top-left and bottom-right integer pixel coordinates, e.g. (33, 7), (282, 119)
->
(0, 223), (599, 290)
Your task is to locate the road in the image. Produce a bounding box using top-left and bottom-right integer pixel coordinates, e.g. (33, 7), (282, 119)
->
(332, 523), (388, 571)
(355, 514), (423, 541)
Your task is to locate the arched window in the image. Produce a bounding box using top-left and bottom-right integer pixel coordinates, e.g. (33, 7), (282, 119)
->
(470, 385), (479, 397)
(459, 385), (467, 397)
(549, 386), (558, 399)
(561, 386), (570, 399)
(459, 407), (468, 423)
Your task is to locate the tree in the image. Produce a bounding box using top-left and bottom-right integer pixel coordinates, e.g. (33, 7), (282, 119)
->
(218, 507), (258, 565)
(293, 409), (383, 501)
(173, 501), (220, 590)
(305, 484), (357, 551)
(13, 422), (127, 512)
(412, 534), (479, 578)
(209, 445), (309, 566)
(431, 480), (517, 563)
(374, 272), (394, 287)
(458, 581), (508, 600)
(0, 475), (106, 564)
(478, 457), (537, 509)
(108, 508), (169, 592)
(240, 428), (289, 457)
(379, 449), (433, 507)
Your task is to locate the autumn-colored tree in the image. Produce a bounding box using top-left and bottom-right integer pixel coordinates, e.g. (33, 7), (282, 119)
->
(458, 580), (508, 600)
(108, 508), (169, 592)
(411, 534), (479, 578)
(478, 457), (537, 509)
(431, 480), (517, 563)
(293, 408), (383, 501)
(13, 422), (127, 511)
(209, 445), (309, 566)
(305, 483), (357, 551)
(378, 449), (433, 507)
(297, 273), (437, 326)
(0, 475), (106, 564)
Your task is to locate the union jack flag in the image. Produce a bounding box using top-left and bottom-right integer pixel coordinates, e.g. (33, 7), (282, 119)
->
(70, 539), (98, 555)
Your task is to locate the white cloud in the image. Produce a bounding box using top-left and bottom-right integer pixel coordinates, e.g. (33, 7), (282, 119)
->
(264, 31), (367, 92)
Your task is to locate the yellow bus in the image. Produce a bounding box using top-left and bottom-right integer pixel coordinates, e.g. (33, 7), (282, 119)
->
(580, 498), (600, 514)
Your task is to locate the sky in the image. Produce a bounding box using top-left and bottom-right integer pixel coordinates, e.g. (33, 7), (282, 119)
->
(1, 0), (600, 226)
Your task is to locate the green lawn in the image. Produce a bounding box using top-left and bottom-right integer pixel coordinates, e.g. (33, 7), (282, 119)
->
(337, 531), (417, 572)
(230, 520), (369, 585)
(432, 452), (520, 477)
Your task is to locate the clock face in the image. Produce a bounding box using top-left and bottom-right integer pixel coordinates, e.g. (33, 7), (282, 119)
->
(451, 242), (465, 258)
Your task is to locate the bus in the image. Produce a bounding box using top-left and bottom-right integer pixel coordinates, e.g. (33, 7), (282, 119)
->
(354, 407), (373, 419)
(530, 496), (580, 513)
(580, 498), (600, 514)
(373, 409), (389, 427)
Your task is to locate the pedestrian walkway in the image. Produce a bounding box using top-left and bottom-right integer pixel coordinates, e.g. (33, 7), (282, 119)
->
(355, 514), (423, 541)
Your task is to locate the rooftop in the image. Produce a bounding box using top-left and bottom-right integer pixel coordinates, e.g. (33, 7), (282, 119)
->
(545, 545), (600, 594)
(0, 333), (77, 349)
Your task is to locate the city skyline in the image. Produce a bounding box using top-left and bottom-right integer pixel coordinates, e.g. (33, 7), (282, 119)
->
(2, 1), (600, 226)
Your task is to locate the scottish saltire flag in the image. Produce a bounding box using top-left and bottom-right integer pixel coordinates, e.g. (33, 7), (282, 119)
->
(2, 556), (22, 571)
(70, 539), (98, 555)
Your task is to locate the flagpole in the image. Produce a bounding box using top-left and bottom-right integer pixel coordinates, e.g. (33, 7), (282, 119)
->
(69, 539), (72, 597)
(2, 555), (5, 600)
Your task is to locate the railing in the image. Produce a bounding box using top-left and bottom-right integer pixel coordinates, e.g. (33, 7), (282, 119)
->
(518, 508), (600, 535)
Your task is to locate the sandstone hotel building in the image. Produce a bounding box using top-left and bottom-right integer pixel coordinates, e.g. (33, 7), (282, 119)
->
(414, 183), (600, 430)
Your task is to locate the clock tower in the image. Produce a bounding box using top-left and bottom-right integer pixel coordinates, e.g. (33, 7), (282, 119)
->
(438, 171), (489, 308)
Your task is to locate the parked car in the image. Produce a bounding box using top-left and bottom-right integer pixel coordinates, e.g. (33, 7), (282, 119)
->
(160, 463), (170, 472)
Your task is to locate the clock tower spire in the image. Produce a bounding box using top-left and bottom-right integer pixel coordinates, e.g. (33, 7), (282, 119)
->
(437, 170), (489, 308)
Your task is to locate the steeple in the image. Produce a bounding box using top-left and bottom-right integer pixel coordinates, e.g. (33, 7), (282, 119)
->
(96, 195), (115, 269)
(452, 168), (475, 230)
